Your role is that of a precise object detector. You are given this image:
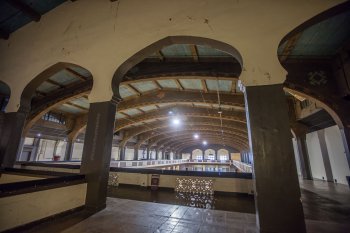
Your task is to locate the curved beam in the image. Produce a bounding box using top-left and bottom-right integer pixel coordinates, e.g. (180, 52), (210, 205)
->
(124, 60), (241, 81)
(120, 119), (247, 146)
(162, 134), (248, 149)
(117, 89), (244, 111)
(116, 105), (245, 131)
(134, 127), (247, 150)
(171, 139), (246, 152)
(152, 131), (248, 150)
(147, 128), (247, 148)
(174, 141), (243, 152)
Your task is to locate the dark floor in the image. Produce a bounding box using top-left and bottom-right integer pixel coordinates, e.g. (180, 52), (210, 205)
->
(107, 185), (256, 213)
(23, 180), (350, 233)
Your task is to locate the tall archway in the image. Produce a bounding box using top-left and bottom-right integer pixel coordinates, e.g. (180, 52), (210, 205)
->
(112, 36), (243, 101)
(192, 149), (203, 160)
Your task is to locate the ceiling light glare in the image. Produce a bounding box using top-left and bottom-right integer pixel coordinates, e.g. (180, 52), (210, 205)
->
(193, 134), (199, 139)
(168, 111), (173, 115)
(37, 133), (41, 137)
(172, 118), (180, 126)
(203, 140), (207, 145)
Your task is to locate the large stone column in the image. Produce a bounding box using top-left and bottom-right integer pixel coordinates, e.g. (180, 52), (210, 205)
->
(133, 145), (139, 160)
(64, 139), (74, 161)
(0, 110), (27, 167)
(146, 146), (150, 160)
(244, 84), (306, 233)
(119, 146), (125, 160)
(30, 137), (41, 161)
(317, 129), (334, 182)
(80, 101), (116, 211)
(296, 134), (313, 180)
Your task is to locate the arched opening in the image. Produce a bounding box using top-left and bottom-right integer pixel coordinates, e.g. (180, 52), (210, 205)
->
(13, 62), (93, 163)
(217, 148), (229, 161)
(111, 36), (247, 162)
(204, 149), (215, 160)
(278, 4), (350, 185)
(192, 149), (203, 160)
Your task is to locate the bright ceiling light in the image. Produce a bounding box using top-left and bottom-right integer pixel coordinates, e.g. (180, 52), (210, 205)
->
(193, 134), (199, 139)
(202, 140), (207, 145)
(168, 111), (173, 115)
(172, 118), (180, 126)
(37, 133), (41, 137)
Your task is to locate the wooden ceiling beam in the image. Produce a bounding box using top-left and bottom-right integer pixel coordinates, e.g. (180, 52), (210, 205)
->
(201, 80), (208, 93)
(153, 80), (162, 90)
(189, 44), (199, 62)
(156, 51), (165, 61)
(65, 102), (88, 111)
(231, 80), (237, 93)
(174, 79), (184, 90)
(6, 0), (41, 22)
(118, 89), (244, 111)
(45, 79), (65, 88)
(279, 33), (301, 62)
(65, 68), (88, 81)
(116, 106), (246, 131)
(125, 84), (141, 96)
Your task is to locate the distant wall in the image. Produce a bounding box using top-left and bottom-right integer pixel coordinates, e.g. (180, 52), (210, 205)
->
(324, 126), (350, 184)
(115, 172), (253, 194)
(294, 125), (350, 185)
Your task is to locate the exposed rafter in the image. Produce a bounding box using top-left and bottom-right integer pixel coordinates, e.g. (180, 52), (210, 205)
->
(65, 68), (88, 81)
(189, 44), (199, 62)
(65, 102), (88, 111)
(125, 84), (141, 96)
(174, 79), (184, 90)
(5, 0), (41, 22)
(156, 51), (165, 61)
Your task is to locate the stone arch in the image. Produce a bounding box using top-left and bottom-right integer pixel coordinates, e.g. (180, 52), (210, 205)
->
(204, 149), (215, 160)
(217, 149), (229, 160)
(111, 36), (243, 101)
(0, 80), (11, 112)
(20, 62), (93, 113)
(192, 149), (203, 160)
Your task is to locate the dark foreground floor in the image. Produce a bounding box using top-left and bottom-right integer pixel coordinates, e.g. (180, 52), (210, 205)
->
(23, 180), (350, 233)
(107, 185), (256, 213)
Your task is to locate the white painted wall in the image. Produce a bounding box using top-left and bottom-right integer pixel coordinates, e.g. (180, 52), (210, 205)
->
(182, 153), (191, 160)
(36, 139), (65, 161)
(292, 138), (302, 177)
(125, 148), (134, 160)
(324, 126), (350, 185)
(71, 142), (84, 160)
(111, 147), (119, 160)
(306, 131), (327, 181)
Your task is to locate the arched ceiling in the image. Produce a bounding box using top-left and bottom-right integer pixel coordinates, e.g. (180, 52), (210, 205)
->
(25, 43), (248, 152)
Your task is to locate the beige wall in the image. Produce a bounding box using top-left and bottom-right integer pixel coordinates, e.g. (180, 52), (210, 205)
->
(115, 172), (253, 194)
(0, 0), (341, 112)
(0, 174), (44, 184)
(0, 183), (86, 232)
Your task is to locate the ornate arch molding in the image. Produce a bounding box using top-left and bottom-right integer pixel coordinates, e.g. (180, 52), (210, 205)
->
(112, 36), (243, 101)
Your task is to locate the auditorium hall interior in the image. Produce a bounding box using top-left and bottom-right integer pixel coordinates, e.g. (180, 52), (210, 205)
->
(0, 1), (350, 233)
